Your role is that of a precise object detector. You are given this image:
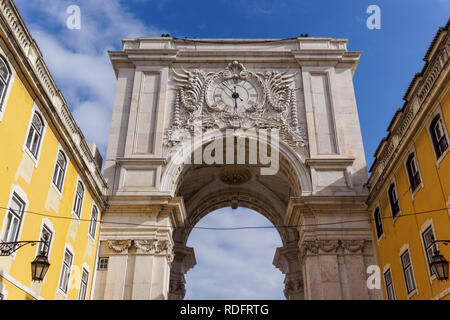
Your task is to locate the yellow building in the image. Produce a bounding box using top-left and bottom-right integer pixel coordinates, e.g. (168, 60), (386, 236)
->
(0, 2), (107, 300)
(367, 20), (450, 300)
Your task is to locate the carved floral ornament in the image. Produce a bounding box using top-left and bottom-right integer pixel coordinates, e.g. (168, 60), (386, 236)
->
(107, 240), (132, 253)
(284, 275), (304, 298)
(301, 239), (367, 256)
(165, 61), (307, 151)
(107, 239), (174, 262)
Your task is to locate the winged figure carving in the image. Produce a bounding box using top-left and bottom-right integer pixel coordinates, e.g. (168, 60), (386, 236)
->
(258, 71), (296, 113)
(172, 69), (214, 114)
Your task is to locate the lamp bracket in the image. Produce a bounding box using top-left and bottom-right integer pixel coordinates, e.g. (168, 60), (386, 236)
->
(0, 240), (47, 256)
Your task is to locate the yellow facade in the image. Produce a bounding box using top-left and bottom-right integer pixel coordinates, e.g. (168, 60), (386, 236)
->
(368, 22), (450, 300)
(0, 9), (106, 300)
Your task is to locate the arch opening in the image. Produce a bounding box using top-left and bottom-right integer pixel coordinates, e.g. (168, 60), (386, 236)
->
(167, 135), (307, 300)
(183, 207), (285, 300)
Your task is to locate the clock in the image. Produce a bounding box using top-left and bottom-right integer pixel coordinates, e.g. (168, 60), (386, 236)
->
(206, 76), (265, 113)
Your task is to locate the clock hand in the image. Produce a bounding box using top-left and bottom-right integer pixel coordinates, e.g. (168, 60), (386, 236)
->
(221, 83), (234, 95)
(232, 86), (244, 102)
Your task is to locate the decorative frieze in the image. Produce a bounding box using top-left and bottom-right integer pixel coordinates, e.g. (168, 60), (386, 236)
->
(134, 239), (157, 253)
(165, 60), (307, 151)
(301, 239), (368, 256)
(284, 275), (304, 300)
(107, 240), (132, 253)
(106, 239), (174, 263)
(340, 239), (366, 254)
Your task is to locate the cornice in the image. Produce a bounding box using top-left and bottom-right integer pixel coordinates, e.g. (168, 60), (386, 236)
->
(109, 37), (360, 76)
(0, 0), (107, 206)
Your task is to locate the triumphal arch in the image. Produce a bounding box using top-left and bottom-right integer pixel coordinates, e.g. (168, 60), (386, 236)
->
(93, 36), (381, 300)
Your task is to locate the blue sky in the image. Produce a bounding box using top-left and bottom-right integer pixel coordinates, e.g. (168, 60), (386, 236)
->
(13, 0), (449, 299)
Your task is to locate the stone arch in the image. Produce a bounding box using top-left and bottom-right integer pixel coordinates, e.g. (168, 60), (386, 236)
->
(160, 130), (312, 197)
(166, 132), (308, 300)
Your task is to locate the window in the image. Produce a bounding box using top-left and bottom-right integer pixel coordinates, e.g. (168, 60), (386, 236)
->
(72, 181), (84, 218)
(422, 226), (438, 276)
(0, 55), (11, 111)
(374, 207), (383, 239)
(37, 225), (53, 256)
(52, 151), (67, 192)
(25, 112), (44, 159)
(388, 183), (400, 218)
(430, 115), (449, 158)
(88, 205), (98, 239)
(406, 153), (421, 192)
(384, 268), (395, 300)
(58, 249), (73, 294)
(400, 250), (416, 294)
(2, 193), (25, 243)
(98, 257), (108, 270)
(78, 268), (89, 300)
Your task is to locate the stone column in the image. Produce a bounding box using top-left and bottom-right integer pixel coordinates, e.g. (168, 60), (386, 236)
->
(300, 239), (378, 300)
(339, 240), (370, 300)
(273, 242), (304, 300)
(301, 240), (343, 300)
(168, 244), (196, 300)
(132, 239), (174, 300)
(103, 240), (133, 300)
(98, 238), (174, 300)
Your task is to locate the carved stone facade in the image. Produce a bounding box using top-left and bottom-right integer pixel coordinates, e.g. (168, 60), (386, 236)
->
(95, 36), (381, 300)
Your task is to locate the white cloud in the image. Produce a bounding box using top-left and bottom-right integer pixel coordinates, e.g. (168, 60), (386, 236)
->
(185, 208), (286, 300)
(14, 0), (167, 155)
(13, 1), (286, 300)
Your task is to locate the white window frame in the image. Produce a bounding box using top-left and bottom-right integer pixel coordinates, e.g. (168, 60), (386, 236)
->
(0, 50), (15, 123)
(383, 267), (396, 300)
(427, 107), (450, 167)
(22, 105), (47, 167)
(0, 287), (7, 300)
(34, 218), (55, 264)
(419, 219), (439, 281)
(72, 179), (85, 220)
(0, 185), (28, 260)
(50, 148), (68, 197)
(404, 148), (424, 200)
(447, 196), (450, 217)
(78, 265), (90, 300)
(57, 244), (74, 297)
(88, 204), (99, 241)
(373, 206), (384, 241)
(97, 257), (109, 271)
(399, 246), (418, 298)
(387, 181), (401, 221)
(1, 193), (26, 243)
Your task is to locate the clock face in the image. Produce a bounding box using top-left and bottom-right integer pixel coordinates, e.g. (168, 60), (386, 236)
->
(207, 78), (263, 112)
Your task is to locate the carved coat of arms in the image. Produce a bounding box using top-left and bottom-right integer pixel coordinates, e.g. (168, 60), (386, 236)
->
(166, 61), (307, 151)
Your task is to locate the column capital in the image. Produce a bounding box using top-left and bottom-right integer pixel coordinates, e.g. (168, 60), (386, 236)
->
(340, 239), (366, 254)
(284, 272), (304, 300)
(107, 239), (133, 253)
(169, 273), (186, 300)
(300, 239), (340, 257)
(300, 238), (372, 257)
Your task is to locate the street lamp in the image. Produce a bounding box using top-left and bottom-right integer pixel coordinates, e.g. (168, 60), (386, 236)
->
(431, 240), (450, 281)
(31, 236), (50, 282)
(0, 236), (50, 281)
